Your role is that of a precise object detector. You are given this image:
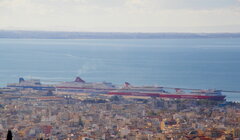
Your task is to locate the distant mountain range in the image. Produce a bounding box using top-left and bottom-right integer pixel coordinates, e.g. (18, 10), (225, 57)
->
(0, 30), (240, 39)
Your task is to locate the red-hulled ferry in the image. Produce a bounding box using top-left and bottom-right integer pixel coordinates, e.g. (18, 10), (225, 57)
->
(107, 82), (226, 101)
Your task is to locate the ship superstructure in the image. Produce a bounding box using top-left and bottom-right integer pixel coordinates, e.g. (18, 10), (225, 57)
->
(7, 77), (54, 90)
(55, 77), (116, 94)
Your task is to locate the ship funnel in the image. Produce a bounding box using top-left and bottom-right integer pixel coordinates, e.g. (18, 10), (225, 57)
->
(175, 88), (182, 93)
(19, 77), (25, 83)
(124, 82), (131, 88)
(74, 77), (85, 83)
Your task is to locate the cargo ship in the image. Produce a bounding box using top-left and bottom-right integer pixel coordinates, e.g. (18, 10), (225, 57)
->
(6, 77), (226, 100)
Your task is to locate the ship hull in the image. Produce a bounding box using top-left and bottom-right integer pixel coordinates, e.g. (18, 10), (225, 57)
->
(56, 86), (113, 94)
(108, 92), (226, 101)
(7, 85), (55, 90)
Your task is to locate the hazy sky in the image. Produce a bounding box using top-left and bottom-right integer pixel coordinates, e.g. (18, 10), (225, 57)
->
(1, 0), (240, 32)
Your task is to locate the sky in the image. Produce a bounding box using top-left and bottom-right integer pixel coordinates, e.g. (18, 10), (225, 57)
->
(0, 0), (240, 32)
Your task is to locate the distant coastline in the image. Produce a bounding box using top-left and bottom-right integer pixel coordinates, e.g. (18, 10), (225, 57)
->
(1, 30), (240, 39)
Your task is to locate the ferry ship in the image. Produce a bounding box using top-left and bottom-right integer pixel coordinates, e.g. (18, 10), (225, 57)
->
(107, 82), (226, 101)
(7, 77), (55, 90)
(55, 77), (116, 94)
(6, 77), (226, 100)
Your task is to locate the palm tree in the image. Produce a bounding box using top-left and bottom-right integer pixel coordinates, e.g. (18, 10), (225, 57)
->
(6, 130), (12, 140)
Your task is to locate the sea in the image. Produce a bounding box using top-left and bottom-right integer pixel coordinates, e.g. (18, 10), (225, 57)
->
(0, 38), (240, 102)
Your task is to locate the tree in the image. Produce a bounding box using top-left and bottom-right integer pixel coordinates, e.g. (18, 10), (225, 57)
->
(46, 90), (54, 96)
(6, 130), (12, 140)
(79, 117), (84, 127)
(110, 96), (122, 102)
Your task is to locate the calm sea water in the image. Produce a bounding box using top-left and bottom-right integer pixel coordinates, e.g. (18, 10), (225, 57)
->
(0, 38), (240, 101)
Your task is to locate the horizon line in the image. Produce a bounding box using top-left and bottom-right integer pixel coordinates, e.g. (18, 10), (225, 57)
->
(1, 29), (240, 34)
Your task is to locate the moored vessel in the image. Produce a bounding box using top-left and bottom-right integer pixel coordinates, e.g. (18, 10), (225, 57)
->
(7, 77), (55, 90)
(107, 82), (226, 101)
(55, 77), (116, 94)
